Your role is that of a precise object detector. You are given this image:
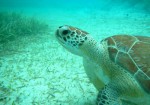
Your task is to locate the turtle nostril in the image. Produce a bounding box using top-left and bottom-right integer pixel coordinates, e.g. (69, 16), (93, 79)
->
(59, 26), (63, 28)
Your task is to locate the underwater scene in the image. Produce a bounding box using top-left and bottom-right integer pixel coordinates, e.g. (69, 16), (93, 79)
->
(0, 0), (150, 105)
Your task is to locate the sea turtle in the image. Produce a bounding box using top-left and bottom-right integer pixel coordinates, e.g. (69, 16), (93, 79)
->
(55, 25), (150, 105)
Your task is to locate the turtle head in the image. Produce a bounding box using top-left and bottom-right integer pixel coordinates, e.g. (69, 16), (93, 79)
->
(55, 25), (89, 56)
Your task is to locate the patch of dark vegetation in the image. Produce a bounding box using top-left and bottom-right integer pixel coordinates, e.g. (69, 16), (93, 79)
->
(0, 12), (50, 44)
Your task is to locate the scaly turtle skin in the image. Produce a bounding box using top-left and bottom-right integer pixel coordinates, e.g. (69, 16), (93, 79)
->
(55, 25), (150, 105)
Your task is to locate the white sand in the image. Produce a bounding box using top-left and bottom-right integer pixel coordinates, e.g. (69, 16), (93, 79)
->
(0, 7), (150, 105)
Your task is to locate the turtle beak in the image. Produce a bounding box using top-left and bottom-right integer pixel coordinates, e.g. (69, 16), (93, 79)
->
(55, 29), (61, 38)
(55, 29), (65, 45)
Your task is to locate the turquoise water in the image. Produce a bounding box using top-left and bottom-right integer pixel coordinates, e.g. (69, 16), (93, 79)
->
(0, 0), (150, 105)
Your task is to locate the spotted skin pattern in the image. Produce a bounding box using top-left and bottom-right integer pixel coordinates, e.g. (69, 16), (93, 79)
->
(56, 25), (88, 47)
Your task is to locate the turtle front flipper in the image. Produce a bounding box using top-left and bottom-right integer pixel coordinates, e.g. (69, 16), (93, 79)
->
(97, 85), (121, 105)
(96, 87), (137, 105)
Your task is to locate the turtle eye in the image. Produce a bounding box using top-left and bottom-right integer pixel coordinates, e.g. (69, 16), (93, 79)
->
(62, 30), (69, 35)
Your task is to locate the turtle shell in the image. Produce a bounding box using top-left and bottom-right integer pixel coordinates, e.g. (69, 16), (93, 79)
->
(103, 35), (150, 94)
